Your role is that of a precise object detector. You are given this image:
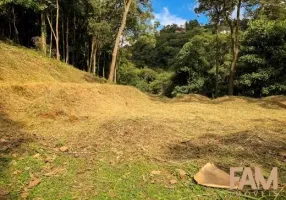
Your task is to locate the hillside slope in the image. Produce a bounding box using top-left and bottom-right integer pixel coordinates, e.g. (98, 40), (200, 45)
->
(0, 42), (99, 84)
(0, 43), (285, 199)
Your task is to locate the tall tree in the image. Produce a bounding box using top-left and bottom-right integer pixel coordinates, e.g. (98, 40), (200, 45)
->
(196, 0), (245, 95)
(39, 0), (48, 55)
(55, 0), (60, 60)
(108, 0), (133, 82)
(196, 0), (226, 97)
(46, 0), (60, 60)
(226, 0), (242, 95)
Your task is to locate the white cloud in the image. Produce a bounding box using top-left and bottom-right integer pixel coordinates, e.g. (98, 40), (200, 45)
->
(154, 7), (187, 27)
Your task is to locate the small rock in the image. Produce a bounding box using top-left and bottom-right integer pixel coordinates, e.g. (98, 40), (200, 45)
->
(59, 146), (69, 152)
(28, 178), (41, 189)
(74, 154), (79, 158)
(169, 179), (177, 185)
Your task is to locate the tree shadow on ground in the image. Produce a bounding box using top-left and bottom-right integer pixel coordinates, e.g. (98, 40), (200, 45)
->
(167, 131), (286, 183)
(0, 105), (32, 199)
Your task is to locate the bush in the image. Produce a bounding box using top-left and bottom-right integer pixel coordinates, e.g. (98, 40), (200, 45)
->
(117, 61), (140, 86)
(118, 62), (174, 95)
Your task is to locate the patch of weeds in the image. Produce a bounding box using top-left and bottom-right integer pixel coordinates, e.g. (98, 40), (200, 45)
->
(88, 158), (234, 200)
(28, 155), (89, 199)
(0, 156), (11, 187)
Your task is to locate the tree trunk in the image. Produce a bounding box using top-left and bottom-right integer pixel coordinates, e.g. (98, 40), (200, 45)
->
(12, 5), (19, 42)
(48, 11), (53, 58)
(72, 13), (76, 65)
(228, 48), (239, 95)
(62, 15), (65, 62)
(88, 37), (96, 73)
(114, 66), (117, 83)
(103, 51), (106, 78)
(108, 0), (132, 82)
(66, 16), (69, 63)
(55, 0), (60, 60)
(85, 41), (89, 71)
(215, 23), (219, 98)
(92, 46), (97, 75)
(97, 51), (101, 76)
(41, 10), (47, 56)
(228, 0), (242, 95)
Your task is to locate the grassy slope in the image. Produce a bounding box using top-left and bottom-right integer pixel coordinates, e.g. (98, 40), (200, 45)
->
(0, 42), (102, 84)
(0, 43), (285, 200)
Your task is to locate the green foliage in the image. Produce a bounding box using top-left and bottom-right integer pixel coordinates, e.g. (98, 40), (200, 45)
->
(131, 34), (156, 68)
(172, 31), (230, 97)
(117, 61), (140, 86)
(254, 0), (286, 20)
(118, 61), (174, 95)
(238, 19), (286, 97)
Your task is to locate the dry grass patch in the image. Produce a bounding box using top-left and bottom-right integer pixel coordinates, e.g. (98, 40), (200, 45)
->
(0, 42), (103, 84)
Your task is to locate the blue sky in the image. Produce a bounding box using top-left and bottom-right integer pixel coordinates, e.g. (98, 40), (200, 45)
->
(152, 0), (209, 27)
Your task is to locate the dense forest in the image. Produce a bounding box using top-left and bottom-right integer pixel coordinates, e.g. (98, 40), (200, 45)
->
(0, 0), (285, 98)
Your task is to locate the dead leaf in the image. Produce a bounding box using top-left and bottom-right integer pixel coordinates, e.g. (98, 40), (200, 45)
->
(169, 179), (177, 185)
(109, 160), (115, 166)
(28, 178), (41, 189)
(175, 169), (187, 179)
(142, 175), (147, 182)
(24, 167), (30, 171)
(32, 153), (40, 159)
(280, 151), (286, 158)
(150, 170), (161, 176)
(13, 170), (21, 175)
(29, 172), (35, 179)
(0, 139), (8, 144)
(44, 168), (65, 177)
(194, 163), (238, 189)
(0, 189), (9, 197)
(21, 191), (29, 199)
(164, 185), (176, 189)
(44, 155), (56, 163)
(59, 146), (69, 152)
